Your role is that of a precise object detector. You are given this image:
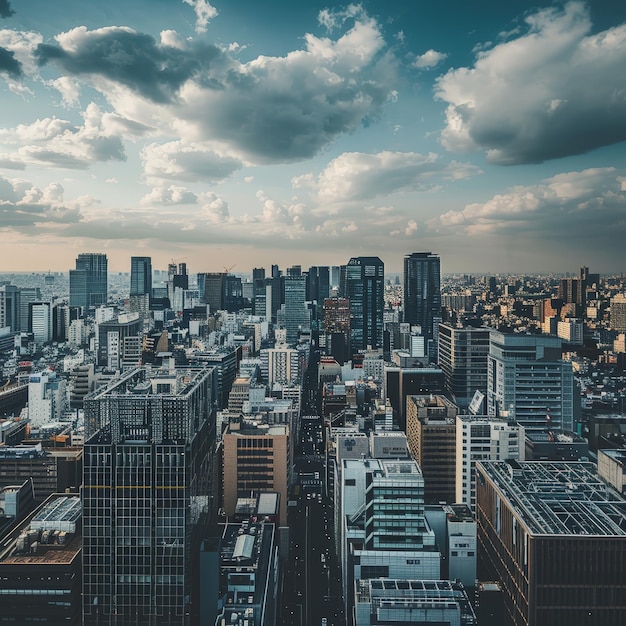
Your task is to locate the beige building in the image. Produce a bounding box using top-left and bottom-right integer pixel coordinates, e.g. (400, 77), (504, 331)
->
(222, 416), (291, 525)
(405, 394), (457, 504)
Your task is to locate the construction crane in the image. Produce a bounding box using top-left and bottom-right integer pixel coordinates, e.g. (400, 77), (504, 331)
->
(223, 264), (236, 274)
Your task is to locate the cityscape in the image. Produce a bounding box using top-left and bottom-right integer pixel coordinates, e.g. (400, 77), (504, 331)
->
(1, 0), (626, 625)
(0, 253), (625, 626)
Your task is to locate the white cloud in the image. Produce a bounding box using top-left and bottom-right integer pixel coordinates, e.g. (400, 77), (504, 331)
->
(436, 1), (626, 163)
(0, 174), (83, 231)
(182, 0), (218, 33)
(413, 49), (447, 69)
(140, 185), (198, 206)
(295, 150), (480, 204)
(141, 141), (242, 183)
(0, 103), (141, 169)
(433, 168), (626, 245)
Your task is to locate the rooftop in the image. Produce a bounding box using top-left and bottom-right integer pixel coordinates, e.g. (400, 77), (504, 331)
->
(0, 494), (81, 567)
(478, 461), (626, 536)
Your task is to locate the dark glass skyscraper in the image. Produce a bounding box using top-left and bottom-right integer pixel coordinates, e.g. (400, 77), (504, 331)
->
(403, 252), (441, 345)
(69, 252), (108, 308)
(82, 366), (216, 625)
(130, 256), (152, 297)
(345, 256), (384, 353)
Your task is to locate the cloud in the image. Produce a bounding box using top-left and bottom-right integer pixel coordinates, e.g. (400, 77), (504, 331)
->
(0, 174), (82, 231)
(140, 185), (198, 206)
(413, 49), (447, 69)
(35, 25), (223, 103)
(433, 168), (626, 247)
(0, 1), (13, 19)
(33, 9), (397, 164)
(0, 29), (42, 79)
(436, 1), (626, 164)
(293, 150), (480, 203)
(182, 0), (218, 33)
(0, 103), (144, 169)
(141, 141), (242, 183)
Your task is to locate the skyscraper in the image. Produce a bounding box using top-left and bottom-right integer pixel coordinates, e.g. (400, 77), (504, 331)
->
(403, 252), (441, 359)
(130, 256), (152, 296)
(82, 365), (216, 624)
(438, 323), (490, 409)
(69, 252), (108, 308)
(283, 273), (309, 344)
(487, 330), (574, 432)
(345, 256), (384, 353)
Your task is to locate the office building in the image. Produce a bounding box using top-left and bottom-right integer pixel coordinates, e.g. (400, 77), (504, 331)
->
(130, 256), (152, 296)
(29, 301), (53, 344)
(0, 283), (20, 331)
(354, 579), (476, 626)
(0, 444), (82, 503)
(403, 252), (441, 358)
(455, 415), (524, 511)
(96, 312), (142, 369)
(438, 324), (490, 409)
(345, 257), (384, 353)
(221, 416), (291, 526)
(384, 364), (445, 431)
(405, 395), (457, 504)
(487, 331), (574, 432)
(0, 494), (82, 625)
(82, 365), (217, 624)
(197, 272), (244, 313)
(69, 252), (108, 309)
(610, 294), (626, 332)
(323, 297), (351, 364)
(27, 369), (66, 428)
(340, 458), (440, 624)
(477, 460), (626, 626)
(283, 273), (309, 344)
(18, 286), (41, 332)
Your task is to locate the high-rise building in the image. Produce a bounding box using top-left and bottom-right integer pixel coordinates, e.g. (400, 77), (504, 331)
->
(28, 301), (53, 344)
(18, 286), (41, 332)
(477, 461), (626, 626)
(340, 458), (441, 622)
(198, 272), (244, 313)
(82, 366), (216, 624)
(487, 331), (574, 432)
(455, 415), (524, 512)
(324, 297), (351, 364)
(69, 253), (108, 309)
(438, 324), (490, 409)
(610, 294), (626, 332)
(403, 252), (441, 358)
(130, 256), (152, 296)
(28, 369), (66, 428)
(221, 416), (291, 526)
(0, 283), (20, 331)
(345, 256), (384, 353)
(405, 395), (457, 504)
(283, 273), (309, 344)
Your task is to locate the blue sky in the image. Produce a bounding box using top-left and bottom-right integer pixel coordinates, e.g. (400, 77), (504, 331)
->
(0, 0), (625, 274)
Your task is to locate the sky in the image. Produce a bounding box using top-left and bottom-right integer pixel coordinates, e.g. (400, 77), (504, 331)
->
(0, 0), (625, 275)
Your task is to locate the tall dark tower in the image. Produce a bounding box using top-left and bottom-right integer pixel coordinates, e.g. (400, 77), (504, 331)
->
(345, 256), (384, 353)
(83, 366), (216, 625)
(69, 252), (108, 308)
(404, 252), (441, 358)
(130, 256), (152, 296)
